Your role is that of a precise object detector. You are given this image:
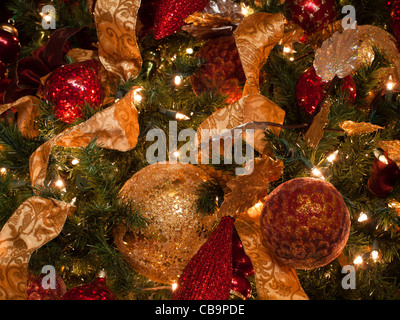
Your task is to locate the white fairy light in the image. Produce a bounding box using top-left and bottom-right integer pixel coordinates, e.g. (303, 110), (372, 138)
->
(326, 150), (339, 163)
(358, 212), (368, 222)
(174, 75), (183, 86)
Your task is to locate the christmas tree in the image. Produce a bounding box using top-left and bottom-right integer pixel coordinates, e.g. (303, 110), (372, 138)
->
(0, 0), (400, 301)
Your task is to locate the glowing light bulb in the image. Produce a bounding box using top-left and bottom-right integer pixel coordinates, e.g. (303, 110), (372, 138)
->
(172, 282), (178, 291)
(186, 48), (194, 54)
(358, 212), (368, 222)
(326, 150), (339, 163)
(55, 179), (64, 188)
(174, 75), (183, 86)
(387, 75), (395, 91)
(371, 250), (379, 262)
(133, 87), (143, 103)
(175, 112), (190, 120)
(71, 158), (79, 165)
(311, 167), (325, 180)
(0, 168), (6, 174)
(353, 255), (363, 265)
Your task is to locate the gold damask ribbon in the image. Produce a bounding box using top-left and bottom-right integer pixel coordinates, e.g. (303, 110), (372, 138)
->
(0, 196), (75, 300)
(234, 12), (303, 96)
(197, 93), (285, 154)
(0, 96), (39, 139)
(235, 217), (308, 300)
(94, 0), (143, 82)
(29, 88), (140, 187)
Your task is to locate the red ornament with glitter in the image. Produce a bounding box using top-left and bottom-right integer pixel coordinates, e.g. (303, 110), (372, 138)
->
(287, 0), (338, 36)
(172, 216), (234, 300)
(296, 67), (356, 116)
(231, 227), (253, 299)
(43, 59), (102, 124)
(260, 177), (351, 270)
(26, 273), (67, 300)
(62, 277), (118, 300)
(153, 0), (209, 39)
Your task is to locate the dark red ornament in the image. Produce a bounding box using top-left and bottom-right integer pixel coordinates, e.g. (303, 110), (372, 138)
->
(231, 272), (252, 299)
(43, 59), (102, 123)
(296, 67), (356, 116)
(153, 0), (209, 39)
(27, 273), (67, 300)
(191, 36), (246, 105)
(287, 0), (338, 35)
(0, 78), (10, 105)
(0, 61), (7, 79)
(0, 29), (20, 64)
(232, 227), (254, 278)
(172, 216), (234, 300)
(62, 277), (118, 300)
(368, 151), (400, 198)
(390, 0), (400, 44)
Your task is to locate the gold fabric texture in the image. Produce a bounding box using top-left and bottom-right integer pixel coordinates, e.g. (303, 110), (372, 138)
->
(235, 217), (308, 300)
(0, 197), (75, 300)
(339, 120), (384, 136)
(197, 93), (285, 154)
(0, 96), (39, 139)
(94, 0), (142, 81)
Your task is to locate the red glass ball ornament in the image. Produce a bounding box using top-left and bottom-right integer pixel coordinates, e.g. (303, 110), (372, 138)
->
(231, 272), (252, 299)
(367, 152), (400, 198)
(26, 273), (67, 300)
(296, 67), (356, 116)
(43, 59), (102, 123)
(153, 0), (209, 39)
(261, 178), (351, 270)
(0, 29), (20, 64)
(62, 277), (118, 300)
(287, 0), (338, 35)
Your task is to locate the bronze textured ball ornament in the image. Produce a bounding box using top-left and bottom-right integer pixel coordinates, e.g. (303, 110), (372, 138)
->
(113, 162), (220, 284)
(260, 178), (350, 270)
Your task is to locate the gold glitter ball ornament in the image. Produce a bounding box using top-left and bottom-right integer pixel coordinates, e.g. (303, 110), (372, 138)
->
(113, 162), (220, 284)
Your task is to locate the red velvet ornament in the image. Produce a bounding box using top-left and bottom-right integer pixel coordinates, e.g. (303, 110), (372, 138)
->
(26, 273), (67, 300)
(172, 216), (234, 300)
(43, 59), (102, 123)
(62, 277), (118, 300)
(390, 0), (400, 44)
(296, 67), (356, 116)
(287, 0), (338, 35)
(0, 29), (20, 64)
(261, 178), (351, 270)
(191, 36), (246, 105)
(367, 152), (400, 198)
(153, 0), (209, 39)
